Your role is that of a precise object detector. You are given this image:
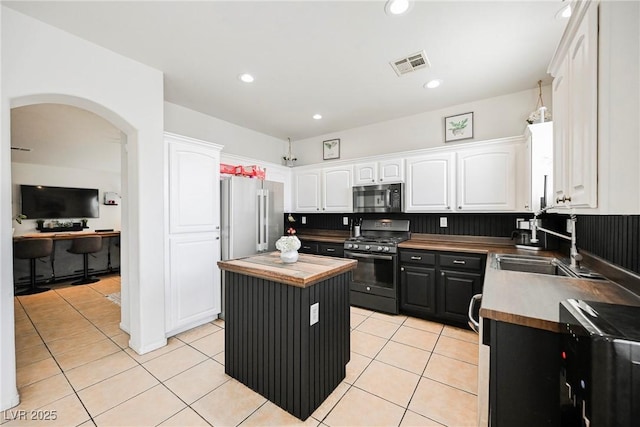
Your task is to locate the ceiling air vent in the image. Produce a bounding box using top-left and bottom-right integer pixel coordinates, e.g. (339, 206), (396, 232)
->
(11, 146), (32, 152)
(390, 50), (431, 76)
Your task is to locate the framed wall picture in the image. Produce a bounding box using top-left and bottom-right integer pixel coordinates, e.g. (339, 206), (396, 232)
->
(323, 138), (340, 160)
(445, 112), (474, 142)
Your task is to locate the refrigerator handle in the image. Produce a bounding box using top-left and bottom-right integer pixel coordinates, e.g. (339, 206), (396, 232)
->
(257, 189), (268, 251)
(263, 190), (269, 250)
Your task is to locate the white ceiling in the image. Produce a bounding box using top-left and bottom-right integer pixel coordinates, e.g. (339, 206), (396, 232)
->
(4, 0), (568, 141)
(11, 104), (122, 173)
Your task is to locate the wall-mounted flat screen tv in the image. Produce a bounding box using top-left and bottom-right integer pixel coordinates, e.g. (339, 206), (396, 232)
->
(20, 185), (99, 219)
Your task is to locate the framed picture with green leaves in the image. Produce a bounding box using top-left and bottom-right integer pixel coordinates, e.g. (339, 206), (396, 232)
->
(445, 112), (473, 142)
(323, 138), (340, 160)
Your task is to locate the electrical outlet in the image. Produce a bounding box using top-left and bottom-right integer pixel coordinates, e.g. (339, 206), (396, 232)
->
(301, 216), (306, 224)
(516, 218), (524, 228)
(566, 219), (572, 234)
(343, 216), (349, 226)
(440, 217), (448, 228)
(310, 303), (319, 326)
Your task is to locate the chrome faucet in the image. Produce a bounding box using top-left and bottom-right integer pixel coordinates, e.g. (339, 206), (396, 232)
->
(530, 208), (582, 269)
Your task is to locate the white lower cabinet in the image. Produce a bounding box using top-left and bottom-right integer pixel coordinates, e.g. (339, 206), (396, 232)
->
(165, 132), (223, 336)
(167, 233), (221, 334)
(405, 153), (455, 212)
(456, 145), (517, 211)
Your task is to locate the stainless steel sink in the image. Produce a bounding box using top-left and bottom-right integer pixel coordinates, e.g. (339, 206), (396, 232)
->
(493, 254), (578, 278)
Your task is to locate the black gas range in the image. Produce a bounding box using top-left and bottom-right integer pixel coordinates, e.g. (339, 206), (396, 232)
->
(344, 219), (410, 314)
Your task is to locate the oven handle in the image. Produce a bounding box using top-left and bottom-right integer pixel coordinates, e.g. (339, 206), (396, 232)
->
(468, 293), (482, 334)
(345, 251), (393, 261)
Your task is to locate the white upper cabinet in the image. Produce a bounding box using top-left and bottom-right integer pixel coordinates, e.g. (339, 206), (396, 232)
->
(456, 145), (517, 211)
(379, 159), (404, 183)
(293, 168), (322, 212)
(354, 162), (377, 185)
(168, 137), (221, 234)
(293, 165), (353, 212)
(322, 165), (353, 211)
(354, 158), (404, 185)
(549, 0), (598, 208)
(405, 153), (455, 212)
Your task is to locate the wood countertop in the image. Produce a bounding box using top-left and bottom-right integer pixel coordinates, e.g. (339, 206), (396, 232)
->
(480, 253), (640, 332)
(218, 251), (357, 288)
(296, 230), (349, 244)
(399, 233), (553, 255)
(14, 230), (121, 240)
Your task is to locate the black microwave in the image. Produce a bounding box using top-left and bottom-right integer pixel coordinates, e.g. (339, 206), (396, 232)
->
(353, 183), (402, 213)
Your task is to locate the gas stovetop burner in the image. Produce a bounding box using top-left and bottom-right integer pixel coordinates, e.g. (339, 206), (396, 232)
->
(344, 219), (410, 253)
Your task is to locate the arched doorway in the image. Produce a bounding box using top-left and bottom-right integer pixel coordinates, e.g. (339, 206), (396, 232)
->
(1, 93), (167, 410)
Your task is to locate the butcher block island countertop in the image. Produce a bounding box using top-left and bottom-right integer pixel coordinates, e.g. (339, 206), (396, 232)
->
(217, 251), (356, 288)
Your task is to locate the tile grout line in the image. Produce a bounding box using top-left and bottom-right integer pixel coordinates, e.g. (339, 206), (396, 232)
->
(15, 294), (96, 425)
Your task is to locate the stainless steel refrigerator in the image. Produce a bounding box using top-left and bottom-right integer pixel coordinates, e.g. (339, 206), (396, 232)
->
(220, 175), (284, 317)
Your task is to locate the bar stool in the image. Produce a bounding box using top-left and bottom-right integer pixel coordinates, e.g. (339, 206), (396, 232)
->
(67, 236), (103, 285)
(14, 238), (53, 296)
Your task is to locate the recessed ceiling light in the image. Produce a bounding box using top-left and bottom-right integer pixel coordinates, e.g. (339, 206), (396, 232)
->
(385, 0), (412, 16)
(424, 79), (442, 89)
(555, 4), (571, 19)
(313, 114), (322, 120)
(238, 73), (254, 83)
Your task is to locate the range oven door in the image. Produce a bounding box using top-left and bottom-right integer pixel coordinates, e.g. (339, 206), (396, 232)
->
(344, 250), (397, 298)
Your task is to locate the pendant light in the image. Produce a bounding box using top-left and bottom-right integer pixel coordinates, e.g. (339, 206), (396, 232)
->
(527, 80), (552, 124)
(283, 137), (297, 167)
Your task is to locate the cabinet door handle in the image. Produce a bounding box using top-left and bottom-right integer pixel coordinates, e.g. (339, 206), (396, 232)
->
(441, 272), (445, 277)
(410, 256), (422, 260)
(453, 260), (466, 265)
(326, 248), (335, 252)
(458, 206), (462, 209)
(556, 195), (572, 203)
(400, 267), (405, 271)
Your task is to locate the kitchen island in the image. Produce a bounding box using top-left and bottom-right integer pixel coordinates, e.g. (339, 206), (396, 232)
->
(217, 252), (357, 420)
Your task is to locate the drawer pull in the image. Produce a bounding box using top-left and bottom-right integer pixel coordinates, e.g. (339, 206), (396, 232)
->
(410, 256), (422, 260)
(326, 248), (335, 252)
(453, 260), (466, 265)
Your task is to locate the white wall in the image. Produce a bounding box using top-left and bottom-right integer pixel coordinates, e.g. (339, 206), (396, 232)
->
(1, 7), (165, 410)
(164, 102), (287, 164)
(292, 86), (550, 165)
(11, 163), (122, 234)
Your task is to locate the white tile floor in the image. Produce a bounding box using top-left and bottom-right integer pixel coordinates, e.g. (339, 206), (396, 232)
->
(6, 275), (479, 426)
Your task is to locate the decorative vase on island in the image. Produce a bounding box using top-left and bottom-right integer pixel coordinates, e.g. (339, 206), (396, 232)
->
(275, 235), (301, 264)
(280, 250), (299, 263)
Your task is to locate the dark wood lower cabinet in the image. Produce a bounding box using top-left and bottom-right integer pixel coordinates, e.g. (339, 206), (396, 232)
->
(400, 265), (436, 317)
(489, 320), (561, 426)
(438, 269), (483, 323)
(399, 249), (485, 327)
